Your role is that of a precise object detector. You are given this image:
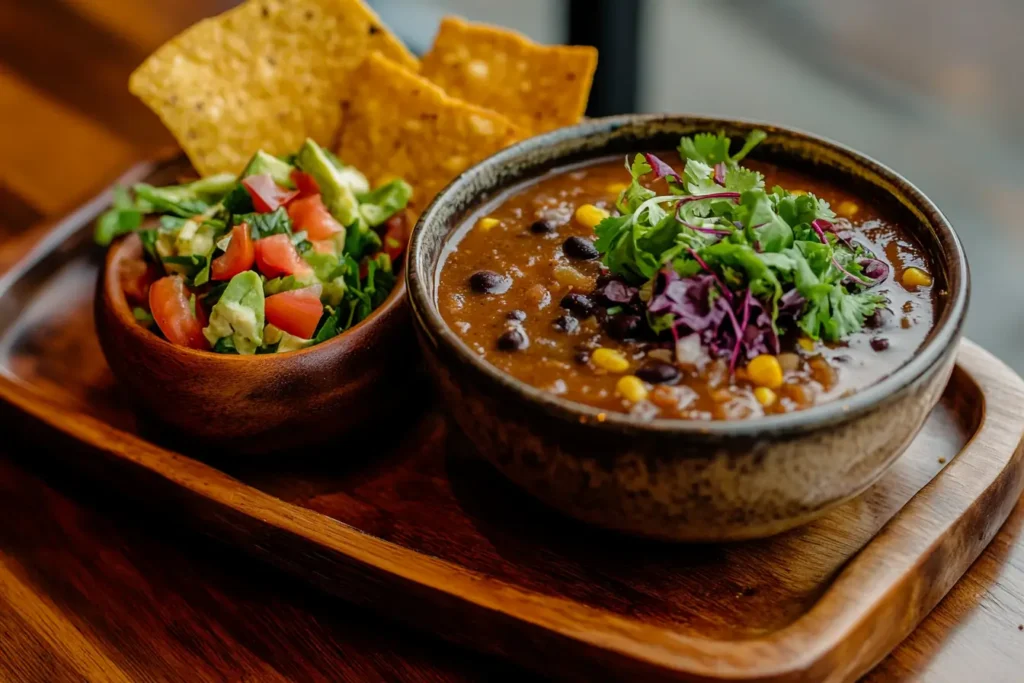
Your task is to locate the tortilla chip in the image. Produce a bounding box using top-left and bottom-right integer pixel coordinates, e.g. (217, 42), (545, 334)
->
(129, 0), (418, 176)
(337, 53), (525, 215)
(419, 16), (597, 135)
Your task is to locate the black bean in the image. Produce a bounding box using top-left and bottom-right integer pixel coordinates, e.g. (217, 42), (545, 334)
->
(562, 236), (599, 260)
(870, 337), (890, 352)
(635, 361), (681, 385)
(574, 350), (591, 365)
(530, 219), (555, 234)
(506, 309), (527, 321)
(554, 315), (578, 333)
(866, 308), (891, 329)
(469, 270), (511, 294)
(497, 329), (529, 351)
(560, 293), (595, 316)
(606, 314), (641, 341)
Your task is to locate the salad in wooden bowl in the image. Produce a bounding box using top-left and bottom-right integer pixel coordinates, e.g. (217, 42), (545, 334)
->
(91, 0), (597, 451)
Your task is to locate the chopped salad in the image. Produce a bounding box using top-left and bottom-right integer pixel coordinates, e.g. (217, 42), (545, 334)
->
(96, 139), (410, 354)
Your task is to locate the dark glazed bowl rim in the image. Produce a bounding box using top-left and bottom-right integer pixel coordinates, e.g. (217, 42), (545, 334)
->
(407, 114), (969, 438)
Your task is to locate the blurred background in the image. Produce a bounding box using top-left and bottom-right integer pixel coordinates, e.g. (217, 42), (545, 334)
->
(2, 0), (1022, 367)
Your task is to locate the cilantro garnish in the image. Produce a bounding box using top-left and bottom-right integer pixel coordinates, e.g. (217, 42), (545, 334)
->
(597, 130), (887, 370)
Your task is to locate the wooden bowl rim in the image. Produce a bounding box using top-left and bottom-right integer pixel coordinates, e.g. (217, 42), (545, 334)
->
(102, 232), (408, 365)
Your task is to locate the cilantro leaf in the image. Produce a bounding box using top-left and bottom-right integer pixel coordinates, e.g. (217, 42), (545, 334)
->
(222, 183), (254, 214)
(732, 130), (767, 162)
(724, 167), (764, 193)
(823, 287), (885, 340)
(684, 159), (718, 195)
(616, 154), (656, 214)
(740, 190), (793, 252)
(94, 186), (144, 246)
(232, 207), (292, 239)
(678, 132), (731, 166)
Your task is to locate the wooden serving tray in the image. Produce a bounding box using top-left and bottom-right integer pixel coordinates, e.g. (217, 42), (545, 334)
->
(1, 163), (1022, 682)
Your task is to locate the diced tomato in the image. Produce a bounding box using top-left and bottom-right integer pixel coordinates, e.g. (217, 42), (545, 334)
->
(120, 257), (160, 305)
(265, 286), (324, 339)
(254, 234), (314, 278)
(287, 193), (344, 240)
(242, 173), (298, 213)
(290, 170), (320, 199)
(210, 223), (255, 281)
(382, 212), (408, 262)
(148, 276), (207, 349)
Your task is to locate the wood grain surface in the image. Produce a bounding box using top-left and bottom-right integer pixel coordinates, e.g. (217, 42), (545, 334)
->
(0, 1), (1023, 681)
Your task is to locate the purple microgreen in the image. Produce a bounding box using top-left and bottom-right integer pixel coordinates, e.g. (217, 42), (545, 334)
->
(811, 218), (873, 285)
(730, 288), (752, 373)
(713, 162), (727, 186)
(686, 247), (733, 301)
(643, 153), (681, 182)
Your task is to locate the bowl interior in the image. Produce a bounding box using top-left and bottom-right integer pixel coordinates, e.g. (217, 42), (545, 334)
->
(408, 114), (969, 436)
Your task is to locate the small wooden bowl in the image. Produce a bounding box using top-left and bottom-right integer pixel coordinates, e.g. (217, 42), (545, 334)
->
(96, 233), (414, 454)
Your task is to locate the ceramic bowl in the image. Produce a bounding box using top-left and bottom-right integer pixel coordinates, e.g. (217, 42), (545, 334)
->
(96, 232), (414, 454)
(407, 114), (969, 541)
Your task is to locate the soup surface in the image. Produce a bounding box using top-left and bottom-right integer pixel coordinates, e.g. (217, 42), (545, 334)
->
(437, 154), (938, 420)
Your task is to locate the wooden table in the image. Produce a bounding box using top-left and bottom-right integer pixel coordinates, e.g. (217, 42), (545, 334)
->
(1, 2), (1023, 680)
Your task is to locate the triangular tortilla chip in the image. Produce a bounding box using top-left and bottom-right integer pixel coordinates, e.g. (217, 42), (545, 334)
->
(129, 0), (417, 176)
(337, 53), (525, 215)
(419, 16), (597, 135)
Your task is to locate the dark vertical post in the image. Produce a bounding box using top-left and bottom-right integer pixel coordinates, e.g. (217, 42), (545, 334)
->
(567, 0), (642, 116)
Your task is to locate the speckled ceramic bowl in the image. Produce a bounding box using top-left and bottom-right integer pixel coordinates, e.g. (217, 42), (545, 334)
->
(407, 115), (969, 541)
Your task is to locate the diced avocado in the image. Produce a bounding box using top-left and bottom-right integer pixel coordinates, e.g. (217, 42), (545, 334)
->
(301, 250), (340, 282)
(263, 273), (317, 296)
(336, 166), (370, 195)
(295, 138), (361, 228)
(321, 276), (348, 308)
(175, 220), (216, 258)
(357, 178), (412, 227)
(241, 150), (295, 189)
(263, 324), (311, 353)
(203, 271), (265, 355)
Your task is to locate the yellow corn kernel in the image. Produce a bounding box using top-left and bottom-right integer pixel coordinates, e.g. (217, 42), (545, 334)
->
(477, 217), (500, 232)
(902, 266), (933, 288)
(790, 189), (808, 196)
(748, 354), (784, 389)
(754, 386), (777, 407)
(616, 375), (649, 403)
(837, 200), (859, 218)
(574, 203), (610, 229)
(591, 347), (629, 373)
(606, 182), (629, 194)
(797, 337), (815, 352)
